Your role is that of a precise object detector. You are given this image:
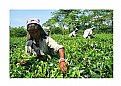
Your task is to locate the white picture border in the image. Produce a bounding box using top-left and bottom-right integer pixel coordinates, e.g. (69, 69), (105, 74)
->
(0, 0), (121, 86)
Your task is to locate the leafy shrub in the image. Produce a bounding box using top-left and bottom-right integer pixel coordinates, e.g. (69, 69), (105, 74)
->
(10, 27), (27, 37)
(10, 34), (113, 78)
(51, 27), (63, 34)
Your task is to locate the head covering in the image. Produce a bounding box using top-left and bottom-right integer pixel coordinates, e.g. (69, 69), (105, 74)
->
(27, 18), (40, 25)
(75, 28), (78, 31)
(26, 18), (48, 41)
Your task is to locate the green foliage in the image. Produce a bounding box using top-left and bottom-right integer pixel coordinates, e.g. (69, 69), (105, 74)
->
(43, 9), (113, 34)
(10, 26), (27, 37)
(51, 27), (63, 34)
(10, 34), (113, 78)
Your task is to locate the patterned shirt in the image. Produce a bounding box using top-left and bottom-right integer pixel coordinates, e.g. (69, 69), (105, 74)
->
(25, 36), (63, 56)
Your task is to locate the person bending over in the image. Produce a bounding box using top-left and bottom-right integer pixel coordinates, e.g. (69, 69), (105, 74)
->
(20, 18), (67, 74)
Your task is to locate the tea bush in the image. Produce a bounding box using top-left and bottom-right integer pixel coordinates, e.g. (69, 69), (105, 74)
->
(10, 33), (113, 78)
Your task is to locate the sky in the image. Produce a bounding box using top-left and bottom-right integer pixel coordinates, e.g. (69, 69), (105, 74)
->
(10, 10), (57, 27)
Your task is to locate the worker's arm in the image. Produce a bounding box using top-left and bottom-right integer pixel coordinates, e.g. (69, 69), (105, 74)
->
(59, 48), (67, 74)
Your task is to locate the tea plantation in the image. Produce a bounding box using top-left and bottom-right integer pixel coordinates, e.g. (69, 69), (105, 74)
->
(10, 34), (113, 78)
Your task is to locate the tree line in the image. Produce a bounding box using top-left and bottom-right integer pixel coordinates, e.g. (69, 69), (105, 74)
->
(10, 9), (113, 37)
(43, 9), (113, 34)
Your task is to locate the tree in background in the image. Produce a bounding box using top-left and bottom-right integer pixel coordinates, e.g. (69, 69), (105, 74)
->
(10, 10), (113, 36)
(43, 9), (113, 34)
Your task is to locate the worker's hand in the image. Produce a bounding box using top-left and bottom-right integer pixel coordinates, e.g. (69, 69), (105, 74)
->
(59, 59), (67, 74)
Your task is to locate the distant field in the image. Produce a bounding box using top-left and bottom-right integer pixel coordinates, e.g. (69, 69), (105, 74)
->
(10, 34), (113, 78)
